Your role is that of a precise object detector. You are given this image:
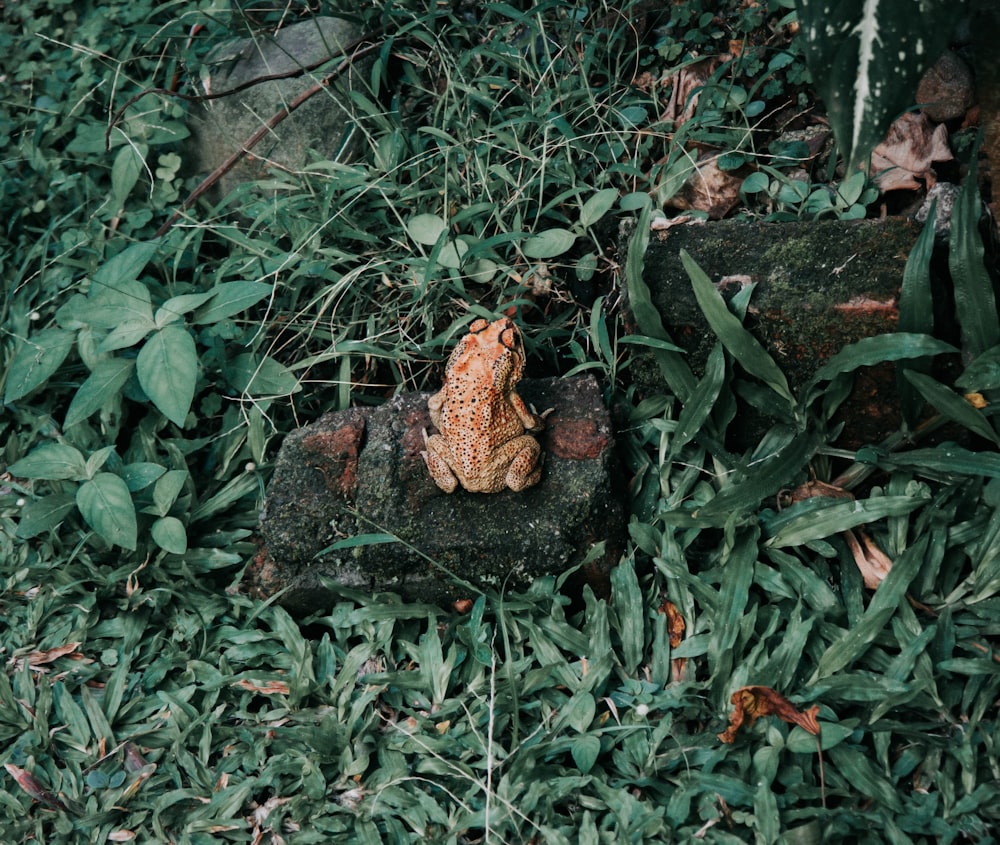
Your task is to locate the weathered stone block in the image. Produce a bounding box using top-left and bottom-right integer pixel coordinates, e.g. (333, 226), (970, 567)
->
(627, 218), (934, 446)
(246, 376), (625, 612)
(186, 16), (369, 199)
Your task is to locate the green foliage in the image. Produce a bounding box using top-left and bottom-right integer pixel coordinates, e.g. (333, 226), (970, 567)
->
(797, 0), (961, 171)
(1, 0), (999, 841)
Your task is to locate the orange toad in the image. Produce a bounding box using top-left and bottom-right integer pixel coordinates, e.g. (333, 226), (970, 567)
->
(423, 318), (548, 493)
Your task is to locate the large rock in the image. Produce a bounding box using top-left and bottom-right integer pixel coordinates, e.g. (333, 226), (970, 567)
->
(246, 376), (625, 612)
(626, 218), (938, 447)
(186, 16), (370, 199)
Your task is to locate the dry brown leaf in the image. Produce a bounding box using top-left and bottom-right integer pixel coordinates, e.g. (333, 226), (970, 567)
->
(12, 642), (83, 672)
(4, 763), (69, 811)
(233, 678), (291, 696)
(657, 599), (688, 682)
(664, 152), (744, 219)
(871, 111), (953, 192)
(718, 686), (821, 743)
(843, 527), (894, 589)
(660, 56), (725, 125)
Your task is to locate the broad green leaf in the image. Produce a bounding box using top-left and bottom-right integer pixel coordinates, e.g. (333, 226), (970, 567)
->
(765, 494), (930, 547)
(580, 188), (619, 228)
(151, 516), (187, 554)
(91, 240), (160, 289)
(682, 249), (793, 404)
(872, 445), (1000, 479)
(8, 443), (87, 481)
(64, 358), (135, 427)
(570, 735), (601, 774)
(611, 559), (643, 675)
(77, 472), (137, 550)
(811, 536), (927, 680)
(225, 354), (301, 396)
(136, 325), (198, 427)
(786, 721), (852, 753)
(951, 149), (1000, 360)
(406, 213), (447, 245)
(155, 291), (214, 327)
(670, 343), (725, 458)
(898, 204), (940, 427)
(152, 470), (188, 516)
(98, 318), (156, 352)
(121, 462), (167, 491)
(904, 370), (1000, 446)
(828, 746), (904, 812)
(110, 143), (147, 211)
(696, 430), (821, 520)
(192, 281), (273, 324)
(797, 0), (954, 172)
(809, 333), (956, 388)
(562, 691), (597, 733)
(956, 344), (1000, 392)
(626, 208), (696, 402)
(434, 238), (468, 269)
(14, 493), (77, 539)
(523, 228), (577, 259)
(3, 328), (75, 402)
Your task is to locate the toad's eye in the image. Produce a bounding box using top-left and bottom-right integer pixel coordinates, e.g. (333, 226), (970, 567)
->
(500, 327), (517, 349)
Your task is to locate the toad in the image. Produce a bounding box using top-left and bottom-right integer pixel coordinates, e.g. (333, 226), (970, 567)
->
(423, 317), (549, 493)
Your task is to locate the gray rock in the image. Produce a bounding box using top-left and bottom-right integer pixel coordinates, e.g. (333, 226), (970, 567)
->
(186, 16), (370, 200)
(247, 376), (625, 612)
(625, 218), (932, 448)
(917, 50), (974, 123)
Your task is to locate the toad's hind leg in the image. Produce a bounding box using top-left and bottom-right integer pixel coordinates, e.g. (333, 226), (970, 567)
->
(504, 435), (543, 492)
(423, 433), (460, 493)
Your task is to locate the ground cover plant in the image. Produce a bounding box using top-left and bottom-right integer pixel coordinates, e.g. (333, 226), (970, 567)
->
(1, 0), (998, 842)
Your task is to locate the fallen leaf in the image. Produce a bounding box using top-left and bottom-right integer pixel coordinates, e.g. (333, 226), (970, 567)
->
(660, 56), (726, 125)
(843, 527), (894, 589)
(870, 112), (953, 192)
(718, 685), (821, 743)
(658, 600), (688, 682)
(12, 642), (83, 672)
(4, 763), (69, 811)
(664, 151), (744, 219)
(232, 679), (291, 696)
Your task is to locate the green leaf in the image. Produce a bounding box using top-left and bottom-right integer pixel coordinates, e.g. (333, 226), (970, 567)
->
(697, 430), (821, 520)
(828, 746), (903, 812)
(797, 0), (955, 171)
(570, 735), (601, 774)
(765, 494), (929, 547)
(136, 325), (198, 427)
(523, 228), (577, 259)
(98, 318), (157, 352)
(898, 204), (940, 427)
(155, 292), (215, 327)
(562, 691), (597, 733)
(787, 722), (853, 753)
(871, 445), (1000, 479)
(956, 344), (1000, 392)
(152, 470), (188, 516)
(682, 249), (793, 404)
(809, 333), (956, 388)
(406, 213), (448, 246)
(77, 473), (137, 550)
(8, 443), (87, 481)
(121, 462), (167, 491)
(580, 188), (619, 228)
(3, 328), (75, 402)
(626, 209), (696, 402)
(64, 358), (135, 427)
(950, 148), (1000, 360)
(811, 536), (927, 681)
(225, 354), (301, 396)
(151, 516), (188, 554)
(110, 143), (147, 211)
(192, 282), (273, 324)
(904, 370), (1000, 446)
(91, 240), (160, 289)
(670, 343), (725, 458)
(15, 493), (77, 539)
(611, 559), (644, 675)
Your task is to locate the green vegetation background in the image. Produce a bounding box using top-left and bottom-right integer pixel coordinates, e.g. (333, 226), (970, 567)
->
(1, 0), (997, 842)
